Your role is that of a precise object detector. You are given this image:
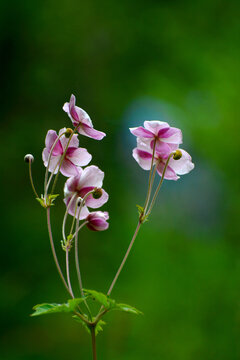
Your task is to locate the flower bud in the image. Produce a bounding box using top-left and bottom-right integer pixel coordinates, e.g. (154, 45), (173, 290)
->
(173, 150), (182, 160)
(92, 188), (102, 199)
(77, 197), (82, 207)
(65, 128), (74, 138)
(86, 211), (109, 231)
(24, 154), (34, 163)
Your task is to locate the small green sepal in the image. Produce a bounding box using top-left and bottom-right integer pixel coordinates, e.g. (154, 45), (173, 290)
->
(36, 194), (59, 208)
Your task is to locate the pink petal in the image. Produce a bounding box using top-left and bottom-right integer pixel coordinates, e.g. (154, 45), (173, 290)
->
(159, 127), (182, 144)
(153, 140), (172, 157)
(65, 196), (90, 219)
(129, 126), (153, 138)
(78, 186), (95, 198)
(168, 149), (194, 175)
(42, 150), (61, 174)
(60, 158), (79, 177)
(59, 128), (79, 149)
(64, 171), (82, 196)
(66, 147), (92, 166)
(156, 162), (179, 180)
(45, 130), (63, 155)
(132, 148), (153, 170)
(144, 121), (169, 135)
(79, 123), (106, 140)
(85, 189), (109, 208)
(78, 166), (104, 189)
(69, 94), (80, 123)
(87, 212), (109, 231)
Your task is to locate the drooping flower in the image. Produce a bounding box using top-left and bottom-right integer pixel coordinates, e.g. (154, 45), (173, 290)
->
(86, 211), (109, 231)
(64, 165), (109, 219)
(130, 120), (182, 153)
(42, 128), (92, 177)
(133, 138), (194, 180)
(63, 94), (106, 140)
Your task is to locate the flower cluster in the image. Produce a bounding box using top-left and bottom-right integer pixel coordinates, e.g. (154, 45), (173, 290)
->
(130, 120), (194, 180)
(43, 94), (109, 231)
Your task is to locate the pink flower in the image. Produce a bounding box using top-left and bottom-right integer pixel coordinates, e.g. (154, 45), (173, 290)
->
(133, 139), (194, 180)
(63, 94), (106, 140)
(86, 211), (109, 231)
(130, 120), (182, 153)
(64, 165), (109, 219)
(42, 128), (92, 177)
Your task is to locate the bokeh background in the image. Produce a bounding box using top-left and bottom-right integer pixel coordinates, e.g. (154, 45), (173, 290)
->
(1, 0), (240, 359)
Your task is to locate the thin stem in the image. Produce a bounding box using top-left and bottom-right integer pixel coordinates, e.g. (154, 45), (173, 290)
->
(66, 247), (74, 298)
(46, 207), (71, 296)
(91, 327), (97, 360)
(62, 194), (77, 242)
(28, 161), (39, 198)
(75, 221), (87, 298)
(72, 221), (88, 239)
(107, 220), (141, 296)
(146, 153), (173, 217)
(143, 139), (156, 214)
(74, 198), (92, 320)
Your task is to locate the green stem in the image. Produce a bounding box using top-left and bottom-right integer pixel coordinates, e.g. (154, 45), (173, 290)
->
(146, 153), (173, 217)
(107, 220), (142, 296)
(46, 207), (71, 296)
(90, 327), (97, 360)
(74, 195), (93, 320)
(142, 139), (157, 214)
(28, 160), (39, 198)
(66, 247), (74, 298)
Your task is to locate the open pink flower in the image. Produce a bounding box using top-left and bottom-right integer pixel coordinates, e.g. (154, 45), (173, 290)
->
(130, 120), (182, 153)
(64, 165), (109, 219)
(133, 139), (194, 180)
(86, 211), (109, 231)
(63, 94), (106, 140)
(42, 128), (92, 177)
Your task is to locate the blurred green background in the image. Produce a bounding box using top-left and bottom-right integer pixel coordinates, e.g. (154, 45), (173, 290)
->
(1, 0), (240, 359)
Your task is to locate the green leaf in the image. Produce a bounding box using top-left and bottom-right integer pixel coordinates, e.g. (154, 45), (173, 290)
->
(95, 320), (106, 335)
(48, 194), (59, 200)
(72, 315), (90, 334)
(36, 197), (46, 208)
(83, 289), (114, 309)
(31, 298), (84, 317)
(136, 204), (144, 216)
(114, 303), (143, 315)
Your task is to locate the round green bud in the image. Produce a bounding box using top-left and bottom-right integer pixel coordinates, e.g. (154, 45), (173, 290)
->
(24, 154), (34, 163)
(92, 188), (103, 199)
(65, 128), (74, 138)
(173, 150), (182, 160)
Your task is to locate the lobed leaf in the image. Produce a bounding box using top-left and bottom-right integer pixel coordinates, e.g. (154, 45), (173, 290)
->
(31, 298), (84, 317)
(83, 289), (114, 309)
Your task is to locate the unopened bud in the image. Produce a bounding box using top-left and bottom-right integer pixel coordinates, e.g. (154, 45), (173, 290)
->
(92, 188), (102, 199)
(24, 154), (34, 163)
(65, 128), (73, 138)
(173, 150), (182, 160)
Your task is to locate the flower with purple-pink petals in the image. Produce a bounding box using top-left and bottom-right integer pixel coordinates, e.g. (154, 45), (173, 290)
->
(42, 128), (92, 177)
(86, 211), (109, 231)
(133, 139), (194, 181)
(130, 120), (182, 153)
(64, 165), (109, 219)
(63, 94), (106, 140)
